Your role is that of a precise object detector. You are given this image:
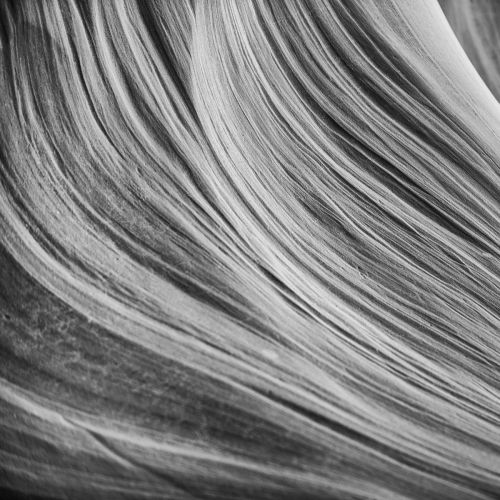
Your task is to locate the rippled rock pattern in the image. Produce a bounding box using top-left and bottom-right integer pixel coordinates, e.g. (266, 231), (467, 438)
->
(1, 1), (500, 499)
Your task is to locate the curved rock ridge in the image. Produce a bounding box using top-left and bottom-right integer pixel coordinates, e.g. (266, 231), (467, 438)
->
(1, 1), (500, 499)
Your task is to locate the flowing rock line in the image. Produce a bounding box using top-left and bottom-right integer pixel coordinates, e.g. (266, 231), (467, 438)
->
(1, 1), (500, 499)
